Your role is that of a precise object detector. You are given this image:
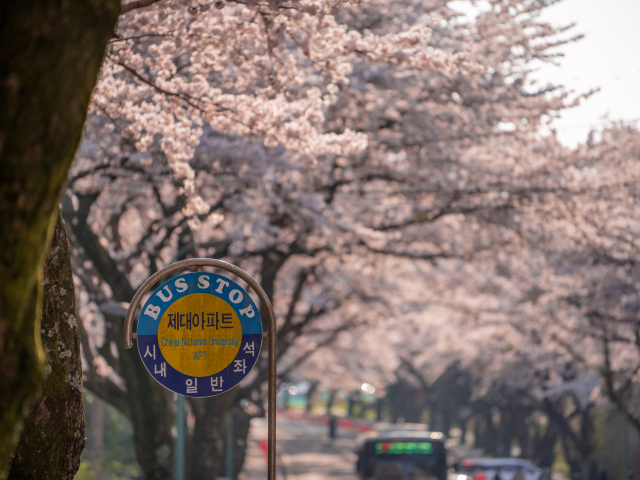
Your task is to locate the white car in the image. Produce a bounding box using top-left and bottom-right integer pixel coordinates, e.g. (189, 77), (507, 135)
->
(457, 458), (541, 480)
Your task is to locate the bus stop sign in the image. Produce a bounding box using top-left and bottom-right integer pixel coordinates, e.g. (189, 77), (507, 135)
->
(137, 271), (263, 397)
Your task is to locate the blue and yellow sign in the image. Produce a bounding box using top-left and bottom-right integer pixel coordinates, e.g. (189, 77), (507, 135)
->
(137, 272), (262, 397)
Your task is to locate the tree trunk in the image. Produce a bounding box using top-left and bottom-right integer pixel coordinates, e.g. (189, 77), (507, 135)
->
(326, 390), (336, 416)
(8, 214), (85, 479)
(544, 399), (594, 479)
(306, 382), (319, 414)
(230, 407), (252, 480)
(186, 395), (231, 480)
(118, 326), (176, 480)
(63, 194), (175, 480)
(533, 421), (557, 468)
(348, 393), (357, 417)
(186, 395), (253, 480)
(0, 0), (119, 476)
(474, 412), (498, 456)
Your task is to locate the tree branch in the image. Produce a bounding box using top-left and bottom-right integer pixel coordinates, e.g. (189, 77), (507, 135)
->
(121, 0), (163, 14)
(601, 334), (640, 433)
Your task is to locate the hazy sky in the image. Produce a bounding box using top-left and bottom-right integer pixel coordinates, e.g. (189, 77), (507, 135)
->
(533, 0), (640, 146)
(449, 0), (640, 147)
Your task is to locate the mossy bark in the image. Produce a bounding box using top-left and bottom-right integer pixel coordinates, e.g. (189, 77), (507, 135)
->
(8, 214), (85, 480)
(0, 0), (120, 477)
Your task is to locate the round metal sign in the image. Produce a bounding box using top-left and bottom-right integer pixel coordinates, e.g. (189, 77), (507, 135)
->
(137, 272), (262, 397)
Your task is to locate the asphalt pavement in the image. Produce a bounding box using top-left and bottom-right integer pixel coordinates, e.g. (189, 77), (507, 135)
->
(239, 416), (361, 480)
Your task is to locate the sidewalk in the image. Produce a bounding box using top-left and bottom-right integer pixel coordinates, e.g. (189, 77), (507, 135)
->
(238, 418), (285, 480)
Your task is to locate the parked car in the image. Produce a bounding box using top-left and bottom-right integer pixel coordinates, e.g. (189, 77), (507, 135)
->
(456, 458), (541, 480)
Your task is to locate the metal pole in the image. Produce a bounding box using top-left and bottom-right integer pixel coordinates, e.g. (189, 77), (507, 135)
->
(123, 259), (277, 480)
(176, 394), (185, 480)
(496, 409), (504, 457)
(623, 413), (629, 476)
(268, 295), (277, 480)
(226, 410), (234, 479)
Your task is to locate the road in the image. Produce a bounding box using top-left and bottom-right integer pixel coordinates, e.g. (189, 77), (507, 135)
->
(239, 416), (360, 480)
(238, 417), (570, 480)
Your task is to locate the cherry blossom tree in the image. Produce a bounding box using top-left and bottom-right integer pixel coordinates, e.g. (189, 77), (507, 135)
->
(66, 0), (596, 477)
(516, 124), (640, 475)
(299, 122), (640, 478)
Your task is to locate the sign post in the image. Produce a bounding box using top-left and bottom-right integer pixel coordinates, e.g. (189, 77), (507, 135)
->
(123, 258), (277, 480)
(176, 394), (185, 480)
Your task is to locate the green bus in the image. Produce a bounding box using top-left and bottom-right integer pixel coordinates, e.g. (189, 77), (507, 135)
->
(356, 431), (447, 480)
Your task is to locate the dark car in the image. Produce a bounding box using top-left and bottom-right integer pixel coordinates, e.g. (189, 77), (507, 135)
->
(356, 430), (447, 480)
